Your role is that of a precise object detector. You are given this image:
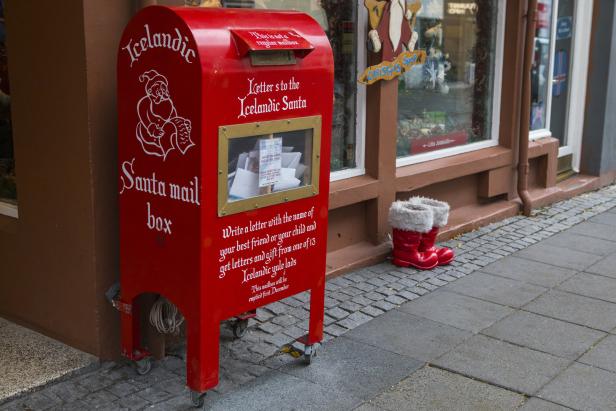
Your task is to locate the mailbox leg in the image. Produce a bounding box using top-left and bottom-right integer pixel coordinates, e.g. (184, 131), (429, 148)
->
(186, 318), (220, 396)
(300, 279), (325, 365)
(308, 279), (325, 345)
(120, 299), (141, 359)
(120, 296), (152, 376)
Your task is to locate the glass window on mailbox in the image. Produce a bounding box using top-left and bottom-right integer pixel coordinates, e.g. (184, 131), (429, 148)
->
(397, 1), (499, 158)
(226, 129), (313, 202)
(223, 0), (360, 173)
(0, 1), (14, 206)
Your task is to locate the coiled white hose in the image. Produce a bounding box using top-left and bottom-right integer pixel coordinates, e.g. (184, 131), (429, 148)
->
(149, 297), (184, 334)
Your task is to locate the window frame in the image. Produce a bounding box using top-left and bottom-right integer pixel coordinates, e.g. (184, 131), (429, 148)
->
(395, 0), (507, 168)
(529, 0), (592, 174)
(565, 0), (592, 171)
(529, 0), (560, 141)
(330, 0), (367, 182)
(0, 8), (15, 219)
(217, 116), (322, 217)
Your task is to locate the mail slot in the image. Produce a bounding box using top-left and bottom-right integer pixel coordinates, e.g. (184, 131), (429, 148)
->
(117, 5), (333, 405)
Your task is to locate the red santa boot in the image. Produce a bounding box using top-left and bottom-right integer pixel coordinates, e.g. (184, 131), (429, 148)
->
(388, 201), (439, 270)
(411, 197), (455, 266)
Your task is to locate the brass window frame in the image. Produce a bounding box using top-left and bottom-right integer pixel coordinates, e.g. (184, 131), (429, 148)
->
(218, 115), (321, 217)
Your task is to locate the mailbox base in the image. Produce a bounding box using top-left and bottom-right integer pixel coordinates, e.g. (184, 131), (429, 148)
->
(302, 342), (319, 365)
(119, 284), (325, 399)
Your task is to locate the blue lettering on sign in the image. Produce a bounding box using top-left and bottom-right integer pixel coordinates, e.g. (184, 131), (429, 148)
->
(556, 16), (573, 40)
(359, 50), (427, 84)
(367, 63), (403, 81)
(402, 54), (419, 65)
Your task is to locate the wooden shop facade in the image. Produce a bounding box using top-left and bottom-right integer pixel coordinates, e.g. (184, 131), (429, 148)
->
(1, 0), (616, 358)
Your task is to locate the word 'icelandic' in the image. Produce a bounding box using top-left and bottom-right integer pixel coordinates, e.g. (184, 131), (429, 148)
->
(122, 24), (196, 67)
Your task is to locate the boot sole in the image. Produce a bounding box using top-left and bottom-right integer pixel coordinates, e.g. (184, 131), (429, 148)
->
(392, 258), (438, 271)
(438, 256), (454, 266)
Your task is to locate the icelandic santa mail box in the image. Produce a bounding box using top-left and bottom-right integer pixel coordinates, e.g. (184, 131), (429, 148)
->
(117, 5), (333, 404)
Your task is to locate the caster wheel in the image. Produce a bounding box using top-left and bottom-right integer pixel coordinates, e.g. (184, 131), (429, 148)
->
(190, 391), (206, 408)
(303, 344), (317, 365)
(232, 319), (248, 339)
(134, 357), (152, 375)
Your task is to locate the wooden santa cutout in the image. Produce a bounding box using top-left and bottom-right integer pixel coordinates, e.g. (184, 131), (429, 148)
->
(366, 0), (421, 61)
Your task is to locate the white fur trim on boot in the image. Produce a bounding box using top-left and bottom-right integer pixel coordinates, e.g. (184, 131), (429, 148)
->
(410, 197), (450, 227)
(388, 201), (433, 233)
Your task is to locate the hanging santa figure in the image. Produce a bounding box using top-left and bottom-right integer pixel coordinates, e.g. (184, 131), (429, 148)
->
(365, 0), (421, 61)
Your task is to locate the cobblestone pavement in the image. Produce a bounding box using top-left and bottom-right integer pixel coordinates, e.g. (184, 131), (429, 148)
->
(3, 184), (616, 410)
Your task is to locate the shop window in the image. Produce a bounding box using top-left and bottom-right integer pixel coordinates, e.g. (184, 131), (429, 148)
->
(530, 0), (554, 132)
(0, 0), (15, 214)
(222, 0), (364, 176)
(396, 0), (504, 165)
(530, 0), (575, 148)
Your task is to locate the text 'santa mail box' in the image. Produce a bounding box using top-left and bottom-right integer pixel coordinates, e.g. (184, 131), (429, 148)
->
(117, 5), (333, 405)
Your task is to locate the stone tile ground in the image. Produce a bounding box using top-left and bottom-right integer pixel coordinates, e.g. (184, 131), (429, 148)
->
(3, 184), (616, 409)
(0, 321), (97, 402)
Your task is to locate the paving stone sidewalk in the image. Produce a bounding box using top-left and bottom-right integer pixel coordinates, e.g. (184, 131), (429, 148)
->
(3, 184), (616, 410)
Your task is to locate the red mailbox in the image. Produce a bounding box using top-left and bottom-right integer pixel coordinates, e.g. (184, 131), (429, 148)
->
(117, 5), (333, 405)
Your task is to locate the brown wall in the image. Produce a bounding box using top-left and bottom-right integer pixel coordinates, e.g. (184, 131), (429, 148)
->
(0, 0), (134, 359)
(0, 0), (98, 353)
(327, 202), (369, 252)
(82, 0), (134, 359)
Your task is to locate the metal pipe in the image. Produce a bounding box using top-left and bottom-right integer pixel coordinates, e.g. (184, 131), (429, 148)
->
(518, 0), (538, 217)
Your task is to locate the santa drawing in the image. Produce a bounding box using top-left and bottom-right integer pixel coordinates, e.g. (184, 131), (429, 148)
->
(136, 70), (193, 160)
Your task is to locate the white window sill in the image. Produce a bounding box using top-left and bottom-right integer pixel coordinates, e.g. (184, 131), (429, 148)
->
(529, 129), (552, 141)
(330, 167), (366, 182)
(396, 140), (499, 168)
(0, 201), (18, 218)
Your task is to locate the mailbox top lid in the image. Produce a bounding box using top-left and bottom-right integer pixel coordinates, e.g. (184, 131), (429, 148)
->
(230, 29), (314, 56)
(120, 6), (332, 69)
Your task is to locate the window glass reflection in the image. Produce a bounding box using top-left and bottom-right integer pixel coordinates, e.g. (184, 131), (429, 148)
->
(530, 0), (554, 131)
(397, 0), (499, 158)
(0, 0), (15, 205)
(223, 0), (359, 172)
